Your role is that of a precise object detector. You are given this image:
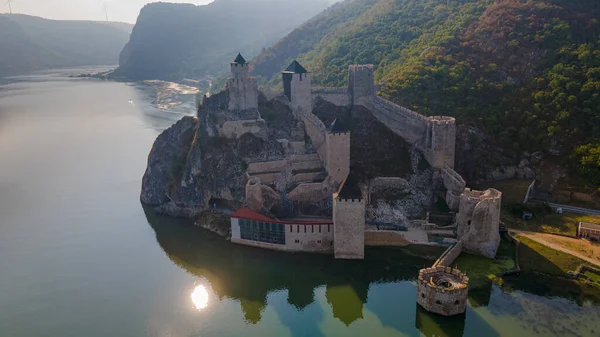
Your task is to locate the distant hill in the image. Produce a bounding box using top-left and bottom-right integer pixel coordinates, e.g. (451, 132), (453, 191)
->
(252, 0), (600, 188)
(113, 0), (338, 81)
(0, 14), (132, 78)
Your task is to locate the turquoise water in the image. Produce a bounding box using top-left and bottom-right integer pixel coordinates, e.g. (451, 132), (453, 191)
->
(0, 69), (599, 337)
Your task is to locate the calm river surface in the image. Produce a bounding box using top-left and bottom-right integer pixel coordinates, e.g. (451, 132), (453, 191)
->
(1, 69), (599, 337)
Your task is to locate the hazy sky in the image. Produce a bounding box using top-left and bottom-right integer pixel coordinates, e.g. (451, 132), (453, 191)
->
(0, 0), (214, 23)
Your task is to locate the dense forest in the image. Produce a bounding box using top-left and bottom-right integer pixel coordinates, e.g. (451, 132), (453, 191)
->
(252, 0), (600, 188)
(0, 14), (132, 78)
(114, 0), (337, 81)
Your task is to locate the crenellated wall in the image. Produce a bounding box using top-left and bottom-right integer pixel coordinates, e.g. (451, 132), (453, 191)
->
(312, 87), (351, 107)
(417, 266), (469, 316)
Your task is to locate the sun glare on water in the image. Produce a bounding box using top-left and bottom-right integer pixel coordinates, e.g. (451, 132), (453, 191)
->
(191, 285), (209, 310)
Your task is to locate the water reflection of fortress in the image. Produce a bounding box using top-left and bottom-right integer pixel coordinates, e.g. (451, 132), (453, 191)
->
(146, 208), (472, 335)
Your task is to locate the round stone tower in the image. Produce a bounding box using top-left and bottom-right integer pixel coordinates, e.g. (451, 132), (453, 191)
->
(417, 266), (469, 316)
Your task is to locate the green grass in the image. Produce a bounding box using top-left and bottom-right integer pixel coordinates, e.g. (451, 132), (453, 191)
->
(453, 238), (516, 288)
(505, 211), (600, 237)
(582, 269), (600, 287)
(515, 235), (596, 277)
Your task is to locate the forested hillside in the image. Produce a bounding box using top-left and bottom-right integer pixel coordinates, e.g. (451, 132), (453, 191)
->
(114, 0), (337, 81)
(253, 0), (600, 188)
(0, 14), (132, 78)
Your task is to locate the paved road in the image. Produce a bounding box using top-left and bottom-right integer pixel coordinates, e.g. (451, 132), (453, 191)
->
(511, 229), (600, 266)
(530, 199), (600, 216)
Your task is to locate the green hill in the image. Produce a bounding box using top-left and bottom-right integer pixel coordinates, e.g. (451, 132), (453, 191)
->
(252, 0), (600, 187)
(0, 14), (132, 77)
(114, 0), (338, 81)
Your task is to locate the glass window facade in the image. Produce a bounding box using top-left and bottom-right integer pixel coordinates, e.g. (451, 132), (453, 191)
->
(239, 219), (286, 245)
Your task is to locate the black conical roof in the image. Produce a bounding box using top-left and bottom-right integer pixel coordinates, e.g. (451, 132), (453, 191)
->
(336, 173), (362, 200)
(233, 53), (247, 64)
(328, 118), (348, 133)
(284, 60), (308, 74)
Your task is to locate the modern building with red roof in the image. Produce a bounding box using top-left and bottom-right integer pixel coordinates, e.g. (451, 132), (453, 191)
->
(230, 173), (366, 258)
(230, 207), (335, 253)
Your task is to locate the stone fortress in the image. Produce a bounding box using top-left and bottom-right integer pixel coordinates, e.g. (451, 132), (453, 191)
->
(219, 54), (503, 316)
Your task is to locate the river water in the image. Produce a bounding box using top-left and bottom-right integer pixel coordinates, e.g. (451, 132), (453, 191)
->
(0, 69), (599, 337)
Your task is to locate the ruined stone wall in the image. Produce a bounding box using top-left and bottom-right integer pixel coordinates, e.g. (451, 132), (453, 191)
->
(247, 160), (287, 175)
(219, 119), (266, 139)
(326, 131), (351, 184)
(417, 267), (469, 316)
(441, 167), (467, 211)
(457, 188), (502, 259)
(364, 230), (410, 246)
(333, 197), (366, 259)
(312, 87), (351, 107)
(288, 182), (333, 203)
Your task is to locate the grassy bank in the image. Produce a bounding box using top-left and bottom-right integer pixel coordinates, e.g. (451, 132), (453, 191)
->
(516, 235), (598, 276)
(453, 237), (516, 288)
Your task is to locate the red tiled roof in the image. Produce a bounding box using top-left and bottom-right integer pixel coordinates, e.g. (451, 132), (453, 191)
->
(231, 207), (333, 225)
(231, 207), (273, 222)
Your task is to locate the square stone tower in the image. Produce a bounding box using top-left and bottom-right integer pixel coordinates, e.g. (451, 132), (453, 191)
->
(333, 174), (365, 259)
(326, 118), (350, 185)
(348, 64), (375, 106)
(227, 53), (258, 111)
(282, 60), (313, 115)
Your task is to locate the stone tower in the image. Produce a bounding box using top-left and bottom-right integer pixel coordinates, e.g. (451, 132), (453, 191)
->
(227, 53), (258, 111)
(326, 118), (350, 185)
(333, 174), (365, 259)
(423, 116), (456, 169)
(348, 64), (375, 106)
(456, 188), (502, 259)
(282, 60), (312, 115)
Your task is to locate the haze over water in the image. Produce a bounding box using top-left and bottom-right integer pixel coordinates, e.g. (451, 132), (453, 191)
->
(0, 69), (599, 336)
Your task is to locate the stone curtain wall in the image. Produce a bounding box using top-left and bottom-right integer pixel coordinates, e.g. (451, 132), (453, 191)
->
(298, 109), (329, 167)
(333, 197), (366, 259)
(364, 96), (429, 144)
(312, 87), (351, 107)
(326, 131), (351, 184)
(433, 241), (464, 267)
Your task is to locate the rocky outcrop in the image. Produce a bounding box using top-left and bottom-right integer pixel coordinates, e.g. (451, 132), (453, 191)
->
(141, 91), (295, 217)
(141, 116), (199, 205)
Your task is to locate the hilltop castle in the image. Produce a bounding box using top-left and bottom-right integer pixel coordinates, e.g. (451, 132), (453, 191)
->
(215, 54), (504, 315)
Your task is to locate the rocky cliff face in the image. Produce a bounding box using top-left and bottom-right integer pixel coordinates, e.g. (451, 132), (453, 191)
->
(141, 92), (291, 217)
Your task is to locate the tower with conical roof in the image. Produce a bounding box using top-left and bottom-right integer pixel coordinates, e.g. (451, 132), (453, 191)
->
(282, 60), (312, 115)
(326, 118), (350, 185)
(227, 53), (258, 111)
